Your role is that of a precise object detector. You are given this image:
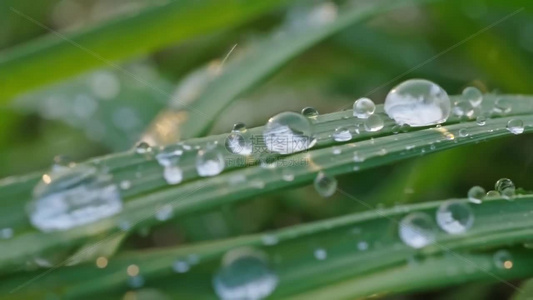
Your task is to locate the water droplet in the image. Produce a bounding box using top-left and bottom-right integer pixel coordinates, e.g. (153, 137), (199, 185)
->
(213, 249), (278, 300)
(452, 100), (474, 118)
(384, 79), (451, 126)
(444, 132), (455, 141)
(155, 146), (184, 167)
(462, 87), (483, 107)
(459, 128), (469, 137)
(485, 190), (500, 198)
(398, 212), (437, 249)
(467, 186), (485, 204)
(332, 146), (342, 155)
(494, 98), (512, 114)
(364, 114), (384, 132)
(233, 122), (247, 133)
(476, 115), (487, 126)
(263, 112), (315, 154)
(507, 119), (524, 135)
(135, 142), (152, 154)
(495, 178), (515, 199)
(333, 126), (352, 142)
(301, 107), (319, 118)
(353, 98), (375, 119)
(172, 259), (190, 273)
(0, 228), (13, 239)
(313, 172), (337, 197)
(436, 201), (474, 234)
(128, 275), (145, 288)
(357, 241), (369, 251)
(493, 250), (513, 269)
(163, 165), (183, 185)
(261, 234), (279, 246)
(51, 155), (75, 172)
(28, 166), (122, 232)
(281, 169), (294, 182)
(155, 204), (173, 221)
(196, 145), (225, 177)
(120, 180), (131, 190)
(314, 248), (327, 260)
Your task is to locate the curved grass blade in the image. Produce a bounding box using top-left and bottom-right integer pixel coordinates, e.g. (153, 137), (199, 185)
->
(2, 196), (533, 298)
(0, 94), (532, 273)
(0, 0), (292, 102)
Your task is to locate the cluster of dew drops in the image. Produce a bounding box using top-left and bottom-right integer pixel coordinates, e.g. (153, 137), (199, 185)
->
(11, 79), (530, 300)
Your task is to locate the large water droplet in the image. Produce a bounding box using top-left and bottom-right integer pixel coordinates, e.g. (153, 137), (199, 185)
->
(467, 186), (485, 204)
(493, 250), (513, 269)
(263, 112), (315, 154)
(213, 248), (278, 300)
(313, 172), (337, 197)
(364, 114), (384, 132)
(436, 201), (474, 234)
(507, 119), (524, 135)
(301, 107), (319, 119)
(384, 79), (451, 127)
(398, 212), (437, 249)
(462, 87), (483, 107)
(333, 126), (352, 142)
(28, 166), (122, 232)
(495, 178), (515, 199)
(196, 145), (225, 177)
(353, 98), (375, 119)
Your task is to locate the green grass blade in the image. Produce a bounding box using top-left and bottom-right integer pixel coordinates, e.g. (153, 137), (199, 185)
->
(0, 0), (291, 102)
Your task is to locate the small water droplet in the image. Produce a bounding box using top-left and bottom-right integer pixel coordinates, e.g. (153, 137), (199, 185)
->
(119, 180), (131, 190)
(155, 204), (174, 221)
(226, 124), (253, 156)
(364, 114), (384, 132)
(507, 119), (524, 135)
(493, 250), (513, 269)
(467, 186), (485, 204)
(485, 190), (500, 198)
(213, 248), (278, 300)
(476, 115), (487, 126)
(494, 98), (512, 114)
(155, 146), (184, 167)
(313, 172), (337, 197)
(263, 112), (315, 154)
(495, 178), (515, 199)
(384, 79), (451, 127)
(333, 126), (352, 142)
(281, 169), (295, 182)
(332, 146), (342, 155)
(357, 241), (369, 251)
(462, 87), (483, 107)
(163, 165), (183, 185)
(172, 259), (190, 273)
(128, 275), (145, 288)
(196, 145), (225, 177)
(233, 122), (247, 133)
(301, 107), (319, 118)
(443, 132), (455, 140)
(28, 166), (122, 232)
(135, 142), (152, 154)
(261, 234), (279, 246)
(436, 201), (474, 234)
(353, 98), (375, 119)
(0, 228), (13, 239)
(314, 248), (327, 260)
(398, 212), (437, 249)
(452, 100), (474, 118)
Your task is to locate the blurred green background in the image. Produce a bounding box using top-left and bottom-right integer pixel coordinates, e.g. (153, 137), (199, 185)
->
(1, 0), (532, 298)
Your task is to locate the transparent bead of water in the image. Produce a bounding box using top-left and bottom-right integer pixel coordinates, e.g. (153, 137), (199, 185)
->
(172, 259), (190, 273)
(27, 165), (122, 232)
(467, 186), (485, 204)
(353, 98), (375, 119)
(281, 169), (295, 182)
(233, 122), (247, 133)
(459, 128), (469, 137)
(333, 126), (352, 142)
(357, 241), (369, 251)
(155, 204), (174, 221)
(476, 115), (486, 126)
(384, 79), (451, 127)
(196, 145), (225, 177)
(462, 86), (483, 107)
(453, 100), (474, 118)
(494, 98), (512, 114)
(225, 130), (253, 156)
(313, 172), (337, 197)
(128, 275), (145, 288)
(507, 119), (524, 135)
(155, 146), (184, 167)
(495, 178), (515, 199)
(135, 141), (152, 154)
(398, 212), (437, 249)
(301, 107), (319, 119)
(0, 228), (13, 239)
(213, 249), (278, 300)
(493, 250), (513, 269)
(51, 155), (75, 172)
(263, 112), (315, 154)
(364, 114), (384, 132)
(436, 201), (474, 234)
(163, 165), (183, 185)
(485, 190), (500, 198)
(314, 248), (327, 260)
